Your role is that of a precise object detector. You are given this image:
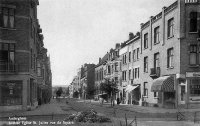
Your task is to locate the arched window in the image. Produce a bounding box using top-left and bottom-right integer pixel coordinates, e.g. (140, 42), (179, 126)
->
(190, 12), (197, 32)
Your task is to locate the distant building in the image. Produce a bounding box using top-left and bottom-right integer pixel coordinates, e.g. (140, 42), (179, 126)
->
(94, 53), (108, 99)
(81, 64), (95, 99)
(0, 0), (52, 111)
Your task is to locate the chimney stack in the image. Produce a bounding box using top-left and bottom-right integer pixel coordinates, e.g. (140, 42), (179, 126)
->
(129, 32), (134, 40)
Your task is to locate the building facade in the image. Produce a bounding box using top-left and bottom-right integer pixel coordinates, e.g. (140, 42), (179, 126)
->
(0, 0), (52, 111)
(140, 0), (200, 108)
(80, 64), (95, 99)
(94, 54), (108, 99)
(119, 33), (141, 105)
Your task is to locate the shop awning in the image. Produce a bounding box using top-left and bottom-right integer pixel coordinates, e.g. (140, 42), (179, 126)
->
(151, 76), (175, 92)
(125, 85), (139, 93)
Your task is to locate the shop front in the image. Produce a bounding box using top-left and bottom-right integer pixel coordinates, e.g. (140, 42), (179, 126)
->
(185, 72), (200, 108)
(151, 76), (175, 108)
(0, 81), (22, 110)
(125, 84), (140, 105)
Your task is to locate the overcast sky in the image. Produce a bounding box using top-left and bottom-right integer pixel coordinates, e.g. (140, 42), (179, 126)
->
(38, 0), (176, 86)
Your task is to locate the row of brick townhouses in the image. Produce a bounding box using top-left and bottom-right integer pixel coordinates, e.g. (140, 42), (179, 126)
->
(70, 0), (200, 109)
(0, 0), (52, 111)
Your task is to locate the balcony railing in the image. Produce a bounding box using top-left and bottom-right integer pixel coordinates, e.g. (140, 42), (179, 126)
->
(0, 62), (29, 72)
(185, 0), (198, 3)
(150, 67), (160, 79)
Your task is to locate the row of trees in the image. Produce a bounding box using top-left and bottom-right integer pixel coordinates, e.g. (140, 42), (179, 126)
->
(54, 79), (118, 107)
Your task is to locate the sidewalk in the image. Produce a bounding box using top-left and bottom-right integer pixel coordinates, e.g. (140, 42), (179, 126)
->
(0, 99), (74, 118)
(77, 99), (200, 114)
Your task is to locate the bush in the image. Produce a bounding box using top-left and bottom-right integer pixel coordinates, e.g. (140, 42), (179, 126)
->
(153, 104), (159, 107)
(64, 109), (111, 123)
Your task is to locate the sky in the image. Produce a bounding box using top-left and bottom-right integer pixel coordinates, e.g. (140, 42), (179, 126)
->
(37, 0), (176, 86)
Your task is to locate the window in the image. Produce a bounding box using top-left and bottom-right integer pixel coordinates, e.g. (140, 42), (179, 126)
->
(135, 68), (137, 79)
(34, 54), (36, 71)
(129, 69), (131, 80)
(132, 69), (134, 80)
(168, 18), (174, 38)
(0, 43), (15, 62)
(144, 56), (148, 72)
(154, 53), (160, 68)
(144, 33), (148, 49)
(190, 12), (197, 32)
(167, 48), (174, 68)
(129, 52), (131, 62)
(107, 65), (111, 74)
(143, 82), (148, 97)
(37, 62), (42, 76)
(0, 7), (15, 28)
(133, 50), (136, 61)
(199, 45), (200, 65)
(114, 62), (118, 72)
(123, 54), (127, 64)
(136, 48), (139, 60)
(122, 71), (127, 81)
(189, 45), (197, 65)
(124, 54), (126, 64)
(154, 26), (160, 44)
(154, 92), (158, 98)
(31, 49), (33, 68)
(111, 65), (114, 74)
(190, 79), (200, 96)
(133, 67), (140, 79)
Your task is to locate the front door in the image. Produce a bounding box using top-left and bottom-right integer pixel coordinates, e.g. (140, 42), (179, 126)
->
(180, 85), (186, 104)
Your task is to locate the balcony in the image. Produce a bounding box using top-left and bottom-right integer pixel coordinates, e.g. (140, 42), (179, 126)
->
(150, 67), (160, 79)
(0, 62), (29, 73)
(185, 0), (198, 3)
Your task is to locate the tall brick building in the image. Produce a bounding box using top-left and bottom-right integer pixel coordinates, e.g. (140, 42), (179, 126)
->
(140, 0), (200, 108)
(0, 0), (52, 111)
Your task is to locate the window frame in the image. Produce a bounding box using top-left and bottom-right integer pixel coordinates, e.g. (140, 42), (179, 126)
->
(189, 12), (197, 32)
(154, 52), (160, 68)
(144, 33), (148, 49)
(189, 44), (197, 65)
(154, 26), (160, 44)
(144, 56), (148, 72)
(143, 82), (148, 97)
(0, 7), (15, 29)
(167, 48), (174, 68)
(167, 18), (174, 38)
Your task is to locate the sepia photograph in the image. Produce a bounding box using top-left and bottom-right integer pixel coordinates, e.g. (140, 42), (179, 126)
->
(0, 0), (200, 125)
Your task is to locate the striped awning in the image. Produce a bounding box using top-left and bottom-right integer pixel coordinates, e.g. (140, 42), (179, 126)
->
(151, 76), (175, 92)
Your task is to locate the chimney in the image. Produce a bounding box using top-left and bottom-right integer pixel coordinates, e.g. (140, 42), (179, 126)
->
(99, 58), (101, 63)
(115, 43), (120, 49)
(129, 32), (134, 40)
(136, 32), (140, 37)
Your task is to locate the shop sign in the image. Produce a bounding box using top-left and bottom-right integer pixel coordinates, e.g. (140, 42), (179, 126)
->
(186, 72), (200, 78)
(189, 97), (200, 102)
